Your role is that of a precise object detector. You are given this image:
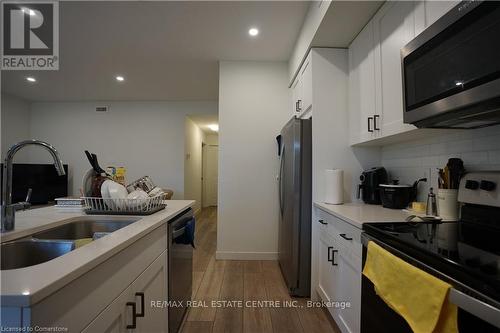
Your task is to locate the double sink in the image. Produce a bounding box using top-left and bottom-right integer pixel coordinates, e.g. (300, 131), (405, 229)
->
(1, 218), (139, 270)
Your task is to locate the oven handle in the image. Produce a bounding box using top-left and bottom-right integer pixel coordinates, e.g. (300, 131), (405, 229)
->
(449, 289), (500, 328)
(361, 233), (500, 329)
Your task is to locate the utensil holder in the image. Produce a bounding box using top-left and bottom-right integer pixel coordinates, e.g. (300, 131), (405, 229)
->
(437, 189), (459, 220)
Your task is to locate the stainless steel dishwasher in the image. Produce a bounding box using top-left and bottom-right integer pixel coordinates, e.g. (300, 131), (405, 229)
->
(168, 208), (194, 333)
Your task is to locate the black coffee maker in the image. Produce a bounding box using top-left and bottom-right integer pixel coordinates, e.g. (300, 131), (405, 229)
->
(357, 167), (388, 204)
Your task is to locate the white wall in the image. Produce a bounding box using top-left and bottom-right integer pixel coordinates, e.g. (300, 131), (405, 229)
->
(1, 93), (32, 162)
(204, 133), (218, 145)
(380, 125), (500, 201)
(29, 101), (217, 197)
(217, 61), (290, 260)
(184, 117), (205, 214)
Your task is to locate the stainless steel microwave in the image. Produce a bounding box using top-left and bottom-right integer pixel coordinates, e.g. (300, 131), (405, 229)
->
(402, 1), (500, 129)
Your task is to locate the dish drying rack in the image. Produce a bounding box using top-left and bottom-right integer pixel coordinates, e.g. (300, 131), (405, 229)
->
(82, 195), (166, 215)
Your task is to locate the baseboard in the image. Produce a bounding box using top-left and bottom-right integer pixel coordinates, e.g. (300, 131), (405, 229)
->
(193, 207), (202, 217)
(215, 251), (278, 260)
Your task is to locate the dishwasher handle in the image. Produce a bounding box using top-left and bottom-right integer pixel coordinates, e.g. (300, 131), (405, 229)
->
(172, 226), (187, 240)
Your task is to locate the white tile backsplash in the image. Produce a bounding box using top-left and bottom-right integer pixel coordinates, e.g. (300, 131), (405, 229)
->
(381, 125), (500, 201)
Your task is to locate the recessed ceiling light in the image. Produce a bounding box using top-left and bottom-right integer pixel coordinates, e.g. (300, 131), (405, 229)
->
(115, 75), (125, 82)
(26, 77), (36, 83)
(455, 81), (463, 86)
(208, 124), (219, 132)
(248, 28), (259, 37)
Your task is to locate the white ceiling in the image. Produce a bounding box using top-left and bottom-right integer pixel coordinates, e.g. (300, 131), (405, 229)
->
(188, 114), (219, 134)
(1, 1), (309, 102)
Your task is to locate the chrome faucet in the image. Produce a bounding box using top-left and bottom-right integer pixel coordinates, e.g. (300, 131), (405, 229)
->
(1, 140), (66, 232)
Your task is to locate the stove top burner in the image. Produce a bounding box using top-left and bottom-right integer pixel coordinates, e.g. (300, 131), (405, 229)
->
(365, 172), (500, 303)
(364, 218), (500, 303)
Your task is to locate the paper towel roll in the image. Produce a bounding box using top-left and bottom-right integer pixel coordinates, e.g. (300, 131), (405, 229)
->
(325, 169), (343, 205)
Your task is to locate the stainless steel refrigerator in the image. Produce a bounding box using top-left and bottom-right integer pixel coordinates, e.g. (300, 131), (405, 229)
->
(278, 117), (311, 297)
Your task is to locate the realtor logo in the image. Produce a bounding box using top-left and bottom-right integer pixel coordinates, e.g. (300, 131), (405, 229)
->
(1, 1), (59, 70)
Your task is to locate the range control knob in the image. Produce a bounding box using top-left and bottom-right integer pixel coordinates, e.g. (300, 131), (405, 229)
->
(480, 180), (496, 192)
(465, 180), (479, 190)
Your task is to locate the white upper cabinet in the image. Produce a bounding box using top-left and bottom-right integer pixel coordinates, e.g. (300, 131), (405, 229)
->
(301, 57), (313, 114)
(424, 0), (459, 27)
(348, 21), (377, 144)
(348, 0), (458, 145)
(372, 1), (417, 139)
(291, 76), (301, 117)
(290, 52), (313, 118)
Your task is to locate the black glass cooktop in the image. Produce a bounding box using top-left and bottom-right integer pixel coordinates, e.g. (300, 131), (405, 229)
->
(363, 205), (500, 305)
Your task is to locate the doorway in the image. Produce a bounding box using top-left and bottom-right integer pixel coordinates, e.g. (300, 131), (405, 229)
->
(202, 138), (218, 207)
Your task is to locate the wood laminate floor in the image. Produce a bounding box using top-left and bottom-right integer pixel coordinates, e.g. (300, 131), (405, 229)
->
(181, 207), (340, 333)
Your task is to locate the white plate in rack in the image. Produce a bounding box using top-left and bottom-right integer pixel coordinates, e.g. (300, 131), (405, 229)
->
(107, 181), (128, 209)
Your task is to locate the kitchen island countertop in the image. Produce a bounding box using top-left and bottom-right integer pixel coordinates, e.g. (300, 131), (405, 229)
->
(0, 200), (194, 307)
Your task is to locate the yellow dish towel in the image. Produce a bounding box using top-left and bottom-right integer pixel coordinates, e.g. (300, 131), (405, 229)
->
(363, 241), (458, 333)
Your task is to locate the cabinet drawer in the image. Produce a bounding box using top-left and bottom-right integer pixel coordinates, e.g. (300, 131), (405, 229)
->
(316, 208), (362, 260)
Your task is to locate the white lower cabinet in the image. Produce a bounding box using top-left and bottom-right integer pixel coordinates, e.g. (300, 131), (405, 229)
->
(337, 249), (362, 333)
(83, 251), (167, 333)
(318, 231), (339, 303)
(316, 209), (362, 333)
(3, 223), (169, 332)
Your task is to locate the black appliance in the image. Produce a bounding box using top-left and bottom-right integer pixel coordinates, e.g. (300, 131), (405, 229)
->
(379, 178), (427, 209)
(168, 208), (194, 333)
(361, 171), (500, 332)
(402, 1), (500, 129)
(357, 167), (387, 205)
(0, 163), (68, 204)
(278, 117), (312, 297)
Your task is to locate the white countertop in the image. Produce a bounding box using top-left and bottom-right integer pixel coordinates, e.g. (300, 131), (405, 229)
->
(0, 200), (194, 307)
(314, 202), (423, 229)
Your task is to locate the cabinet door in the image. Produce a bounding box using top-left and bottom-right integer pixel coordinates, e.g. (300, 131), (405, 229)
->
(291, 77), (301, 117)
(336, 250), (362, 333)
(82, 252), (168, 333)
(373, 1), (417, 138)
(424, 0), (458, 27)
(300, 56), (312, 114)
(348, 21), (377, 144)
(317, 232), (339, 311)
(132, 251), (168, 333)
(81, 287), (133, 333)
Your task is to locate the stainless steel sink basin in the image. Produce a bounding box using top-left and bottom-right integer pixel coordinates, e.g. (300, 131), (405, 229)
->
(1, 239), (74, 270)
(1, 218), (139, 270)
(33, 219), (138, 240)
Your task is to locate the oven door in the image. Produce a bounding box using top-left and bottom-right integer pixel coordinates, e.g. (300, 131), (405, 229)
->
(402, 1), (500, 129)
(360, 233), (500, 333)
